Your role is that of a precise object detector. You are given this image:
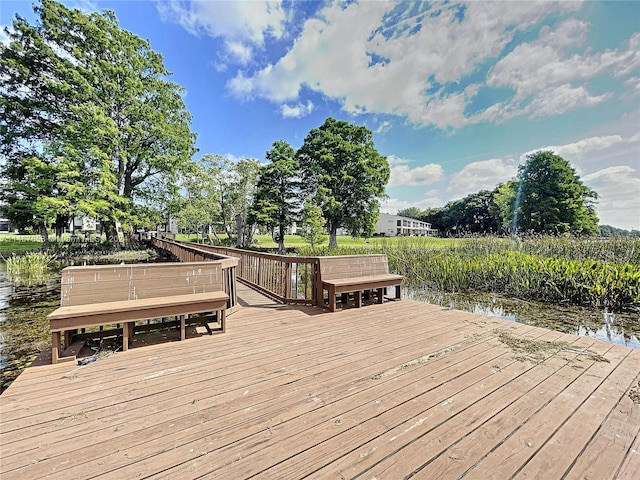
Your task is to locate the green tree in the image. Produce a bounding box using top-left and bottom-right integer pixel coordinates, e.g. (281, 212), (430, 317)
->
(397, 207), (423, 219)
(1, 0), (196, 250)
(217, 158), (261, 248)
(493, 180), (519, 234)
(297, 118), (389, 248)
(299, 198), (327, 248)
(511, 151), (598, 235)
(175, 155), (222, 242)
(250, 141), (299, 254)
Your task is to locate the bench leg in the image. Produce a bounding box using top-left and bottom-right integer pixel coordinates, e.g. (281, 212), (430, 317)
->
(328, 286), (337, 312)
(64, 330), (74, 349)
(354, 291), (362, 308)
(122, 322), (134, 351)
(341, 293), (349, 308)
(180, 314), (186, 341)
(219, 309), (226, 333)
(395, 284), (401, 299)
(377, 288), (384, 304)
(51, 332), (61, 364)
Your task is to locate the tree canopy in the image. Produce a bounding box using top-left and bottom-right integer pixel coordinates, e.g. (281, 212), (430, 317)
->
(510, 151), (598, 235)
(297, 118), (389, 248)
(250, 141), (299, 254)
(415, 152), (598, 237)
(0, 0), (196, 248)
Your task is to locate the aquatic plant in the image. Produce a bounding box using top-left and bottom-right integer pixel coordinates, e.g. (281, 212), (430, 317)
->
(3, 252), (56, 286)
(297, 236), (640, 312)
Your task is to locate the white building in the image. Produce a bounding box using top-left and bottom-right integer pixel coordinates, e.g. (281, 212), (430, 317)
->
(70, 216), (98, 232)
(0, 218), (14, 233)
(374, 213), (438, 237)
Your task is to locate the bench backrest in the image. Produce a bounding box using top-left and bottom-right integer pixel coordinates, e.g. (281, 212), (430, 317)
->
(60, 262), (224, 307)
(318, 255), (390, 281)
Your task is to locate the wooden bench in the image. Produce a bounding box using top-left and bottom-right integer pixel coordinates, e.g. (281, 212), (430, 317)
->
(47, 262), (229, 363)
(317, 255), (403, 312)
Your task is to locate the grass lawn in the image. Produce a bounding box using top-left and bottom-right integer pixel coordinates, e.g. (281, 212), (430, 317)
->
(0, 235), (43, 257)
(178, 233), (455, 250)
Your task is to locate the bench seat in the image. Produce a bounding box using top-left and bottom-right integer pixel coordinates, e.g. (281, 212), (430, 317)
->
(48, 291), (228, 363)
(48, 262), (230, 364)
(318, 255), (404, 312)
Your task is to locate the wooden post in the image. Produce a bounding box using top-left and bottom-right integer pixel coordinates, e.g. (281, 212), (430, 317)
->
(180, 314), (186, 341)
(51, 332), (61, 364)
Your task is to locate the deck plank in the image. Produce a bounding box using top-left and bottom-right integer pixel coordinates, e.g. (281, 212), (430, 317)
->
(1, 283), (638, 480)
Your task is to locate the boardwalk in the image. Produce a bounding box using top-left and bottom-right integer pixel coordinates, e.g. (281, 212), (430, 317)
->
(1, 283), (639, 479)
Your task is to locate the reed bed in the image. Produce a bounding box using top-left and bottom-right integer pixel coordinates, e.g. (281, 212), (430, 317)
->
(3, 252), (56, 286)
(298, 236), (640, 312)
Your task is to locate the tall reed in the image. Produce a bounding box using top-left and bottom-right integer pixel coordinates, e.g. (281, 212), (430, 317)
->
(3, 252), (56, 286)
(297, 236), (640, 312)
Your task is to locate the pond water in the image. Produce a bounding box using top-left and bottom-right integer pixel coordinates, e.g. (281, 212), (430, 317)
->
(1, 268), (638, 392)
(407, 288), (640, 350)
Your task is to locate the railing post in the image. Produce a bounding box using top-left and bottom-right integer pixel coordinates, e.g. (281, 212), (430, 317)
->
(285, 262), (292, 300)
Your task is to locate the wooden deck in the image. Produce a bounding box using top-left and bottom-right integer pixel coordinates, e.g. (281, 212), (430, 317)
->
(1, 284), (639, 479)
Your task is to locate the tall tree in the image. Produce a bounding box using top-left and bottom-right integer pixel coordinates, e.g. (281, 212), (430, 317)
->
(250, 141), (299, 254)
(216, 158), (261, 248)
(175, 155), (222, 242)
(1, 0), (196, 249)
(397, 207), (423, 219)
(299, 198), (327, 248)
(510, 151), (599, 235)
(297, 118), (389, 248)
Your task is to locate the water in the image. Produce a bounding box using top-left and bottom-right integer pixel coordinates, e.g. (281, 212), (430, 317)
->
(407, 288), (640, 349)
(0, 249), (165, 392)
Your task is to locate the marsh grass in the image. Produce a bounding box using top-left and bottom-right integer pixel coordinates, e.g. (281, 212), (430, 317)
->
(299, 236), (640, 312)
(3, 252), (56, 286)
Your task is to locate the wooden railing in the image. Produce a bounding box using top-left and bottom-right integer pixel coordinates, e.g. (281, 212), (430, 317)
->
(150, 237), (241, 314)
(180, 242), (319, 305)
(151, 237), (319, 305)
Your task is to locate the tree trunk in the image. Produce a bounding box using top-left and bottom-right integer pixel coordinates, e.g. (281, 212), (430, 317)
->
(38, 223), (50, 251)
(328, 222), (338, 249)
(105, 222), (122, 250)
(123, 227), (136, 250)
(277, 225), (286, 255)
(235, 214), (244, 248)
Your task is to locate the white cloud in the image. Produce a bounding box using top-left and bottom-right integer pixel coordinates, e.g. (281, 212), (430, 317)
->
(524, 135), (627, 162)
(526, 84), (612, 118)
(583, 166), (640, 230)
(380, 194), (444, 215)
(387, 155), (444, 187)
(519, 133), (640, 229)
(375, 121), (392, 134)
(216, 0), (640, 129)
(280, 100), (313, 119)
(157, 0), (287, 64)
(624, 77), (640, 95)
(487, 23), (639, 118)
(448, 158), (518, 196)
(69, 1), (98, 13)
(225, 41), (253, 65)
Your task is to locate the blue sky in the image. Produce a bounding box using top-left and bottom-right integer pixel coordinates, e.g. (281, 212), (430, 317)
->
(2, 0), (639, 230)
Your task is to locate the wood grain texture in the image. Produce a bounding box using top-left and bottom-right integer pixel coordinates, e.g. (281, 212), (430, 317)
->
(1, 283), (638, 480)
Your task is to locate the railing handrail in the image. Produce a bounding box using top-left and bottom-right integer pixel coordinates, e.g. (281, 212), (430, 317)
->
(151, 237), (319, 306)
(150, 236), (241, 313)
